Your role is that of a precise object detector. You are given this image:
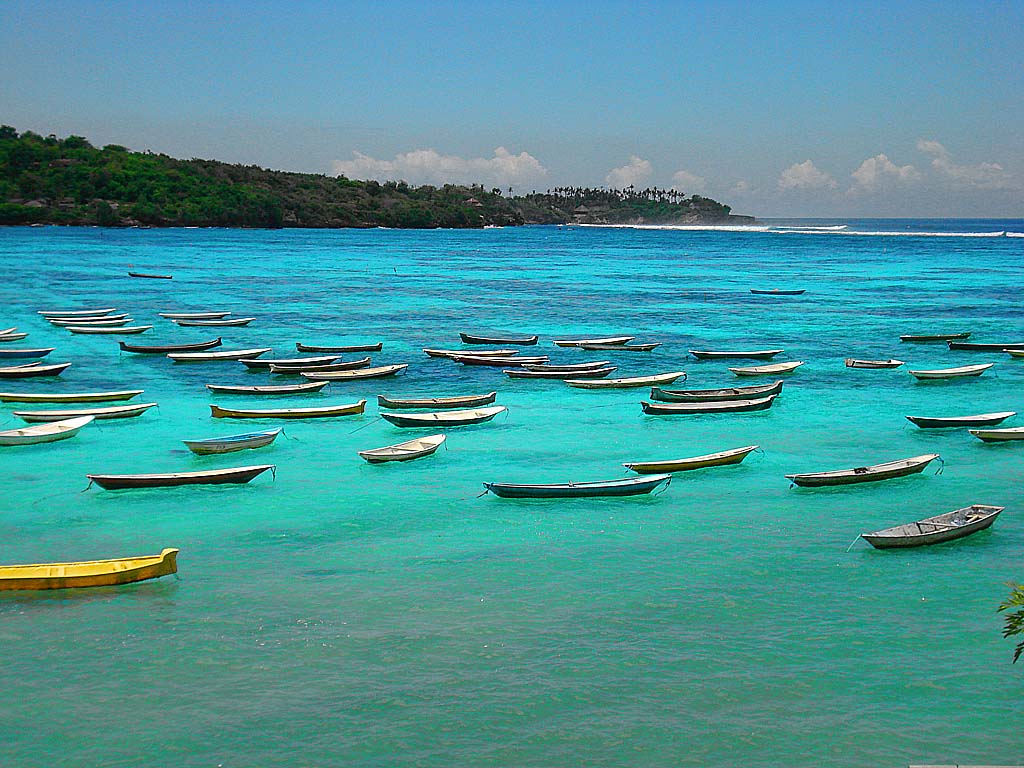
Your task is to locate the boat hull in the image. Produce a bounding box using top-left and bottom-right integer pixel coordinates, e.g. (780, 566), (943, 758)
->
(88, 465), (274, 490)
(641, 395), (776, 414)
(565, 371), (686, 389)
(0, 390), (144, 403)
(786, 454), (940, 487)
(210, 400), (367, 419)
(460, 333), (538, 345)
(297, 342), (383, 353)
(650, 380), (784, 402)
(907, 412), (1014, 429)
(376, 392), (497, 409)
(0, 415), (95, 446)
(359, 434), (446, 463)
(14, 403), (158, 422)
(120, 337), (222, 354)
(183, 429), (282, 454)
(690, 349), (783, 360)
(0, 548), (178, 591)
(969, 427), (1024, 442)
(0, 362), (71, 379)
(483, 473), (671, 498)
(862, 506), (1002, 548)
(624, 445), (758, 473)
(380, 405), (506, 428)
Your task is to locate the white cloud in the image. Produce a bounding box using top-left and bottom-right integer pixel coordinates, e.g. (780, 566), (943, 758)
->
(916, 139), (1014, 189)
(850, 154), (921, 192)
(778, 160), (837, 191)
(670, 169), (706, 194)
(331, 147), (547, 187)
(605, 156), (652, 189)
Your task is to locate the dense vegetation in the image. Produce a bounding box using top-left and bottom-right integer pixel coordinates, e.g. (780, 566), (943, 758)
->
(0, 127), (744, 229)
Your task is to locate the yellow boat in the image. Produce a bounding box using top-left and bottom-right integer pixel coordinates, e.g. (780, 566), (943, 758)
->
(0, 548), (178, 591)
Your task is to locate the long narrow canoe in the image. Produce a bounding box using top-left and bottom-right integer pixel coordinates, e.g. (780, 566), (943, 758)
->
(174, 317), (254, 327)
(210, 400), (367, 419)
(521, 361), (611, 372)
(0, 415), (95, 446)
(624, 445), (759, 474)
(449, 354), (549, 366)
(67, 325), (152, 335)
(553, 335), (634, 348)
(38, 307), (116, 317)
(483, 473), (671, 499)
(0, 548), (178, 591)
(900, 332), (971, 343)
(862, 505), (1003, 549)
(0, 362), (71, 378)
(650, 380), (784, 403)
(578, 342), (661, 352)
(240, 354), (340, 369)
(50, 316), (130, 326)
(269, 357), (371, 374)
(88, 464), (273, 490)
(565, 371), (686, 389)
(0, 390), (143, 403)
(969, 426), (1024, 442)
(297, 341), (383, 353)
(948, 340), (1024, 351)
(380, 405), (507, 428)
(750, 289), (805, 295)
(729, 361), (804, 376)
(49, 312), (129, 321)
(690, 349), (783, 360)
(168, 347), (272, 363)
(908, 363), (993, 380)
(183, 428), (282, 454)
(505, 366), (616, 379)
(159, 311), (231, 319)
(424, 348), (519, 358)
(0, 332), (29, 342)
(459, 332), (538, 345)
(906, 411), (1015, 429)
(376, 391), (497, 409)
(845, 358), (905, 369)
(641, 395), (777, 415)
(120, 337), (222, 354)
(0, 327), (17, 336)
(785, 453), (940, 488)
(359, 434), (446, 463)
(301, 364), (408, 381)
(1006, 349), (1024, 359)
(0, 348), (54, 360)
(15, 402), (158, 422)
(128, 272), (173, 279)
(206, 381), (329, 395)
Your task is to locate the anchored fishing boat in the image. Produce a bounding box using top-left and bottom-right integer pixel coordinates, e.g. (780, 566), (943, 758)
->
(88, 464), (274, 489)
(786, 453), (940, 488)
(650, 380), (784, 403)
(183, 428), (283, 455)
(640, 395), (777, 414)
(380, 405), (506, 428)
(624, 445), (759, 474)
(210, 400), (367, 419)
(358, 434), (446, 463)
(0, 548), (178, 591)
(482, 473), (671, 498)
(861, 505), (1003, 548)
(376, 392), (497, 409)
(0, 415), (95, 446)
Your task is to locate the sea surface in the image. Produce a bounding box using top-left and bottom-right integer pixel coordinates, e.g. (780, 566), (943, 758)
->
(1, 220), (1022, 767)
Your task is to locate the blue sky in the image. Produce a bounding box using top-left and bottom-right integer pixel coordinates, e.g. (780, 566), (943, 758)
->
(2, 0), (1022, 216)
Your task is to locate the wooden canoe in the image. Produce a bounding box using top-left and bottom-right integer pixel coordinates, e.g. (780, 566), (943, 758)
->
(0, 390), (143, 403)
(521, 361), (611, 371)
(67, 325), (152, 335)
(376, 391), (497, 409)
(300, 364), (408, 381)
(565, 371), (686, 389)
(49, 312), (128, 321)
(380, 405), (507, 428)
(50, 316), (130, 326)
(158, 311), (231, 319)
(120, 337), (222, 354)
(0, 548), (178, 591)
(297, 341), (383, 353)
(38, 307), (116, 317)
(553, 335), (634, 347)
(174, 317), (254, 327)
(459, 332), (538, 345)
(578, 342), (661, 352)
(624, 445), (759, 474)
(128, 272), (173, 279)
(88, 464), (273, 490)
(15, 402), (158, 422)
(908, 363), (993, 380)
(240, 354), (340, 369)
(424, 348), (519, 358)
(845, 358), (905, 369)
(0, 327), (17, 335)
(168, 347), (272, 362)
(900, 332), (971, 343)
(969, 426), (1024, 442)
(505, 366), (616, 379)
(359, 434), (446, 463)
(0, 415), (95, 446)
(210, 400), (367, 419)
(0, 332), (29, 342)
(785, 453), (940, 488)
(948, 340), (1024, 351)
(183, 428), (282, 454)
(0, 348), (54, 360)
(0, 362), (71, 378)
(862, 505), (1003, 548)
(650, 380), (784, 403)
(269, 357), (372, 373)
(729, 361), (804, 376)
(750, 289), (805, 295)
(449, 354), (549, 366)
(641, 395), (777, 415)
(205, 380), (329, 395)
(690, 349), (783, 360)
(482, 473), (671, 498)
(1006, 349), (1024, 359)
(906, 411), (1015, 429)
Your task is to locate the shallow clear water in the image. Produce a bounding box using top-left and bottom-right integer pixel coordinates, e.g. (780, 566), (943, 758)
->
(1, 221), (1022, 767)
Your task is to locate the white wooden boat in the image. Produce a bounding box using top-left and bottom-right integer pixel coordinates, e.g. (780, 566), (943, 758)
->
(50, 316), (131, 326)
(786, 453), (940, 487)
(66, 325), (152, 335)
(158, 311), (231, 319)
(690, 349), (783, 360)
(969, 426), (1024, 442)
(862, 505), (1003, 548)
(0, 327), (17, 335)
(729, 361), (804, 376)
(359, 434), (446, 463)
(173, 317), (254, 327)
(49, 312), (129, 321)
(845, 358), (905, 369)
(423, 348), (519, 358)
(205, 381), (329, 395)
(0, 332), (28, 342)
(565, 371), (686, 389)
(521, 361), (611, 372)
(907, 411), (1015, 429)
(168, 347), (272, 363)
(0, 415), (95, 446)
(650, 380), (784, 402)
(376, 392), (497, 409)
(624, 445), (758, 473)
(210, 400), (367, 419)
(553, 335), (634, 348)
(578, 342), (661, 352)
(300, 364), (408, 381)
(0, 362), (72, 378)
(1006, 349), (1024, 359)
(269, 357), (372, 373)
(38, 307), (116, 317)
(380, 405), (507, 427)
(0, 390), (143, 403)
(908, 363), (993, 380)
(240, 354), (340, 369)
(14, 402), (158, 422)
(183, 428), (282, 454)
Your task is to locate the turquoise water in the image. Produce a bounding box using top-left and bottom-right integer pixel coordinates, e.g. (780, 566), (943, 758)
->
(1, 221), (1023, 767)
